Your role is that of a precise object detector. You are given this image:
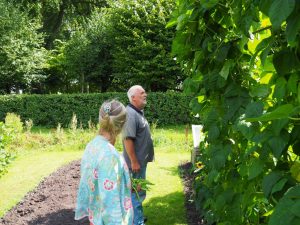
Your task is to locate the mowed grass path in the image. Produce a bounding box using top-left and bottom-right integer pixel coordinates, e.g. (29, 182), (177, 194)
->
(145, 151), (190, 225)
(0, 143), (191, 224)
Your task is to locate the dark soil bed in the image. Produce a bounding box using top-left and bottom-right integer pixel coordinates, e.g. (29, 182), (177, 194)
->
(0, 160), (203, 225)
(178, 162), (204, 225)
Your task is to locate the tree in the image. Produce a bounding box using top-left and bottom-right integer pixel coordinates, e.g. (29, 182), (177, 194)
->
(0, 0), (48, 94)
(48, 0), (185, 93)
(46, 9), (114, 93)
(108, 0), (185, 91)
(170, 0), (300, 224)
(12, 0), (108, 49)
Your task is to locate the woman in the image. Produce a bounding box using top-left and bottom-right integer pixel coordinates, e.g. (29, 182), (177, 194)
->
(75, 100), (133, 225)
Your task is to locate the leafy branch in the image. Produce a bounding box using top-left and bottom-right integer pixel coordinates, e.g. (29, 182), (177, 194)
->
(131, 177), (154, 202)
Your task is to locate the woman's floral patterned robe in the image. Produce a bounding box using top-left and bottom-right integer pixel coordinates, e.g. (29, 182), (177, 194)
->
(75, 135), (133, 225)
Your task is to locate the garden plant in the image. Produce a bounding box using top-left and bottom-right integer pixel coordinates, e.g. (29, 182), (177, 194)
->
(169, 0), (300, 224)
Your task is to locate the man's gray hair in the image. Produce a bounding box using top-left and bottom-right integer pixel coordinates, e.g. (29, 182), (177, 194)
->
(127, 85), (143, 103)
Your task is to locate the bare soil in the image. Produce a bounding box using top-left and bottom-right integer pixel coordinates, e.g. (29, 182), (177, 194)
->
(0, 160), (203, 225)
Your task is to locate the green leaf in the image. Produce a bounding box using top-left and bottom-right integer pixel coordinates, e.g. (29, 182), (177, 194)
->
(290, 201), (300, 217)
(273, 77), (287, 100)
(235, 119), (255, 140)
(290, 161), (300, 182)
(166, 17), (178, 28)
(248, 158), (264, 180)
(245, 102), (264, 118)
(194, 51), (204, 66)
(208, 124), (220, 141)
(287, 73), (299, 94)
(273, 49), (300, 75)
(238, 162), (247, 177)
(271, 178), (288, 195)
(172, 32), (191, 59)
(269, 198), (296, 225)
(212, 151), (226, 170)
(255, 37), (273, 53)
(245, 104), (295, 122)
(268, 134), (288, 158)
(298, 83), (300, 104)
(269, 185), (300, 225)
(183, 78), (200, 95)
(260, 45), (272, 66)
(206, 169), (219, 185)
(262, 171), (282, 198)
(269, 0), (295, 29)
(284, 185), (300, 199)
(271, 119), (289, 136)
(291, 217), (300, 224)
(259, 0), (273, 15)
(219, 59), (234, 80)
(286, 4), (300, 47)
(249, 84), (270, 98)
(197, 95), (205, 103)
(200, 0), (219, 10)
(216, 44), (231, 63)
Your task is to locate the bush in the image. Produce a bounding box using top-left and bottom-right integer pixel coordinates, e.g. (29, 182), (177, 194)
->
(0, 92), (198, 127)
(0, 122), (14, 178)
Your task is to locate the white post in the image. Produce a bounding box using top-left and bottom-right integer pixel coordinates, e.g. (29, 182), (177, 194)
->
(191, 125), (203, 164)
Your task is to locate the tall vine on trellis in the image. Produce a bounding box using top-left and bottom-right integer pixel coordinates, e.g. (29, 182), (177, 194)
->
(169, 0), (300, 224)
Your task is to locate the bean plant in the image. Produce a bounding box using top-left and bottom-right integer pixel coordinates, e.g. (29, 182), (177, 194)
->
(169, 0), (300, 224)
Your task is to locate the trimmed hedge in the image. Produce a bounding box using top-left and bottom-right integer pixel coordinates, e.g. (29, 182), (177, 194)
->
(0, 92), (197, 127)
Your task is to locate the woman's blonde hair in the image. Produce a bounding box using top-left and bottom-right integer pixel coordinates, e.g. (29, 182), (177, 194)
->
(99, 100), (127, 140)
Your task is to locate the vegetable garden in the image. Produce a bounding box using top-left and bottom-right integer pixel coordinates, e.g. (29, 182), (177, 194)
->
(1, 0), (300, 225)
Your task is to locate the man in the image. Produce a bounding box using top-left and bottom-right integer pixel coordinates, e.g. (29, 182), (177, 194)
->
(122, 85), (154, 225)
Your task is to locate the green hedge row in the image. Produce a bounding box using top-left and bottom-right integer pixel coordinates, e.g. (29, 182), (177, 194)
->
(0, 92), (197, 127)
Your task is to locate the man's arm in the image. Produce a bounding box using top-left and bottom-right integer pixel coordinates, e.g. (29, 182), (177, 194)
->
(123, 138), (140, 173)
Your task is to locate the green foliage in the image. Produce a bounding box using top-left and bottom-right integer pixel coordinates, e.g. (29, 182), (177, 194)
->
(12, 0), (108, 49)
(170, 0), (300, 224)
(0, 112), (23, 177)
(0, 0), (48, 94)
(0, 92), (197, 127)
(48, 10), (114, 93)
(131, 177), (154, 202)
(107, 0), (185, 91)
(0, 0), (185, 93)
(0, 122), (11, 177)
(47, 0), (185, 93)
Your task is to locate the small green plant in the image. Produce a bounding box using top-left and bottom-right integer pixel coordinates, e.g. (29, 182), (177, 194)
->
(70, 113), (78, 131)
(25, 119), (33, 133)
(150, 120), (158, 134)
(0, 122), (14, 177)
(131, 177), (154, 202)
(4, 113), (23, 144)
(88, 118), (96, 131)
(54, 123), (65, 144)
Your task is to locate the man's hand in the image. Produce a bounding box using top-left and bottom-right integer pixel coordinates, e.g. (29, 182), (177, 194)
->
(131, 160), (140, 173)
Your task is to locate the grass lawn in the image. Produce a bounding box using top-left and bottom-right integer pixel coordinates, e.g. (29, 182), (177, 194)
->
(145, 151), (190, 225)
(0, 125), (192, 224)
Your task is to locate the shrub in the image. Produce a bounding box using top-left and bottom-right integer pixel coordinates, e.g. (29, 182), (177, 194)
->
(0, 92), (198, 127)
(0, 122), (14, 177)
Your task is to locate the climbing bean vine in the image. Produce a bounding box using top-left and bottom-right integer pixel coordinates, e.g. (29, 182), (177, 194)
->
(169, 0), (300, 224)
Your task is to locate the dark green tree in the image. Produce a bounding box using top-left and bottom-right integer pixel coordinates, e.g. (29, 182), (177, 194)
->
(0, 0), (47, 94)
(12, 0), (108, 49)
(48, 0), (185, 93)
(108, 0), (185, 91)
